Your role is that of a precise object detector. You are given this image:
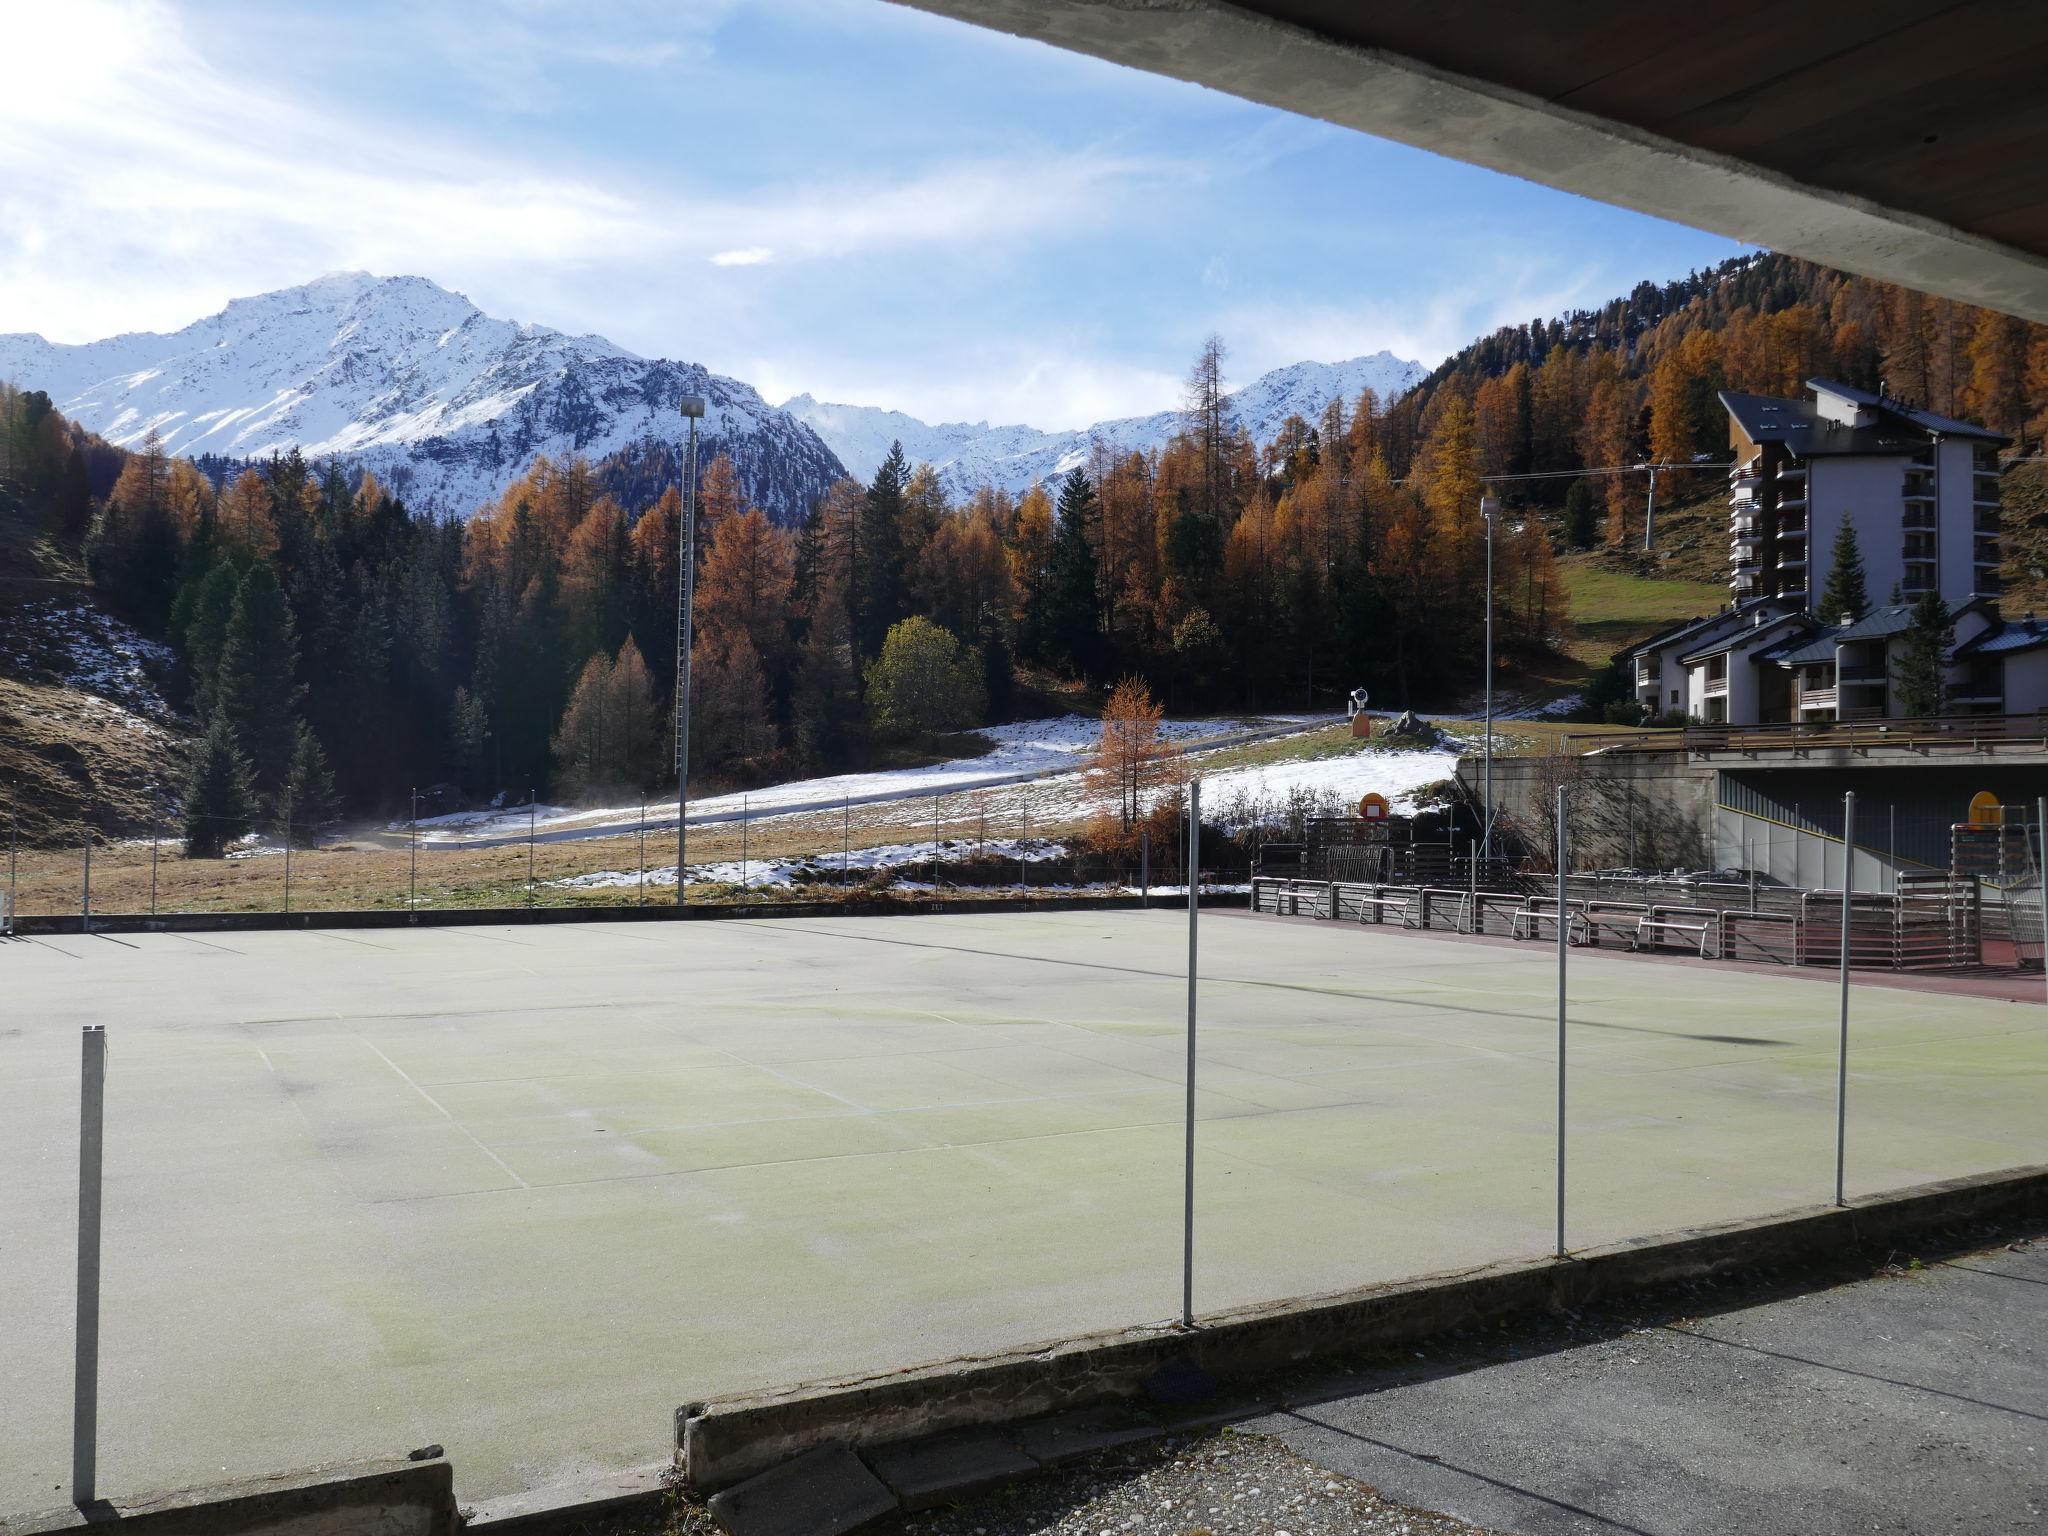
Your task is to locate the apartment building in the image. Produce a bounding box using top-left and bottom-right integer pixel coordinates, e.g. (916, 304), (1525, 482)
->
(1723, 378), (2003, 612)
(1625, 379), (2038, 726)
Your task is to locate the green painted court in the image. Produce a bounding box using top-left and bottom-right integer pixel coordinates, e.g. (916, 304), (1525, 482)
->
(2, 910), (2041, 1512)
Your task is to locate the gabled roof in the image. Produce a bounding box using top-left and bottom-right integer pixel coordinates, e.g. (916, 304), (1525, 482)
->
(1829, 604), (1919, 642)
(1627, 597), (1788, 661)
(1954, 616), (2048, 657)
(1805, 378), (2010, 445)
(1758, 626), (1839, 666)
(1677, 611), (1810, 666)
(1721, 378), (2010, 457)
(1760, 598), (2000, 665)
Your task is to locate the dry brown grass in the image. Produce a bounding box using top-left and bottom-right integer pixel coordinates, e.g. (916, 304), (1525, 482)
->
(8, 788), (1102, 918)
(0, 674), (187, 845)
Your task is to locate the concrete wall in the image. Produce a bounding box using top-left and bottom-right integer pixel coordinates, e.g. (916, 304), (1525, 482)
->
(1938, 439), (1980, 603)
(8, 1455), (456, 1536)
(1811, 456), (1908, 609)
(1469, 754), (1716, 871)
(2006, 649), (2048, 714)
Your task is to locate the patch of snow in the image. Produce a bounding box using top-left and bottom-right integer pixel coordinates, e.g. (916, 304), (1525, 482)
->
(413, 713), (1328, 844)
(554, 835), (1069, 891)
(0, 598), (178, 724)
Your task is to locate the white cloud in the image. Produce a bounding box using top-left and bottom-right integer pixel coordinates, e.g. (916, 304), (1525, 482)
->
(0, 0), (1170, 346)
(1213, 261), (1609, 379)
(710, 248), (774, 267)
(754, 344), (1188, 435)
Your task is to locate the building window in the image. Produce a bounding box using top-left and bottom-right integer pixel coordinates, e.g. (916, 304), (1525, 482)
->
(1670, 689), (1679, 704)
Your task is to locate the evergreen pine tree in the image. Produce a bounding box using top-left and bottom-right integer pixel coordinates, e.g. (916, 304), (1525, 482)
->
(790, 581), (863, 771)
(1563, 479), (1598, 550)
(178, 562), (241, 718)
(216, 562), (303, 798)
(854, 443), (908, 661)
(58, 447), (92, 538)
(277, 722), (340, 846)
(1047, 469), (1103, 679)
(1818, 521), (1870, 623)
(182, 715), (255, 857)
(447, 686), (491, 795)
(1891, 592), (1952, 717)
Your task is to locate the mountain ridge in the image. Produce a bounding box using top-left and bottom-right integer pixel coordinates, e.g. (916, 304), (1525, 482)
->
(2, 273), (1426, 517)
(782, 350), (1427, 496)
(0, 272), (847, 525)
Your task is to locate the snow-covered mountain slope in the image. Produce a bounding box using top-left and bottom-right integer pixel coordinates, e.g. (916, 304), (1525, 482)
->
(0, 272), (847, 525)
(784, 351), (1427, 496)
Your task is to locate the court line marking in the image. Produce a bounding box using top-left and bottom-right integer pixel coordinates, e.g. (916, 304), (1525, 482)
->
(359, 1037), (530, 1190)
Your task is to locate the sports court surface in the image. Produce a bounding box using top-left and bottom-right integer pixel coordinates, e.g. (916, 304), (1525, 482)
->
(3, 909), (2042, 1512)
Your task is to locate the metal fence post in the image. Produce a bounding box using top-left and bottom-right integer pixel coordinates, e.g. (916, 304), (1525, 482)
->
(149, 813), (159, 918)
(1555, 785), (1569, 1259)
(1182, 777), (1201, 1328)
(1835, 790), (1855, 1207)
(2038, 797), (2047, 1005)
(1020, 803), (1029, 891)
(408, 787), (418, 913)
(741, 793), (749, 892)
(1141, 828), (1150, 907)
(283, 783), (292, 915)
(638, 797), (646, 906)
(527, 790), (536, 907)
(81, 836), (91, 933)
(842, 795), (850, 886)
(74, 1024), (106, 1507)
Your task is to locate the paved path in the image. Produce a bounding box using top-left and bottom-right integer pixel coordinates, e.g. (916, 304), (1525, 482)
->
(1258, 1237), (2048, 1536)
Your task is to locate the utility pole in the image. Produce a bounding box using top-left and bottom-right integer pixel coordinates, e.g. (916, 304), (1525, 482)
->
(1480, 495), (1499, 874)
(674, 394), (706, 906)
(1639, 461), (1661, 552)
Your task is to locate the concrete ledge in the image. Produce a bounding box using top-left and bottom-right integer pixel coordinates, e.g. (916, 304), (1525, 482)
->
(16, 891), (1245, 937)
(679, 1164), (2048, 1491)
(2, 1453), (456, 1535)
(461, 1462), (670, 1533)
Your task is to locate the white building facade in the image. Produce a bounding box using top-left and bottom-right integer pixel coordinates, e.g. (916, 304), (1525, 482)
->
(1628, 379), (2042, 726)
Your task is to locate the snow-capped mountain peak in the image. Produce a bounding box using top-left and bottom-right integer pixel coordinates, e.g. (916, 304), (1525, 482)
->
(0, 275), (842, 523)
(782, 349), (1426, 496)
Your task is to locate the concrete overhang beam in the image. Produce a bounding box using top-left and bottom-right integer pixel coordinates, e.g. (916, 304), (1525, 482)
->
(889, 0), (2048, 322)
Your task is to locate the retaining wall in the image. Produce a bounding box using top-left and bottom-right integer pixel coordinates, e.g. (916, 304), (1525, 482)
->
(678, 1163), (2048, 1492)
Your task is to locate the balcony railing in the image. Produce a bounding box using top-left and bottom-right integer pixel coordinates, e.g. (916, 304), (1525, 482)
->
(1703, 677), (1728, 698)
(1796, 687), (1838, 710)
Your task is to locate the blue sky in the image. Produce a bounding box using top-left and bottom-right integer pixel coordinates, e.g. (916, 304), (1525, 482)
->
(0, 0), (1748, 429)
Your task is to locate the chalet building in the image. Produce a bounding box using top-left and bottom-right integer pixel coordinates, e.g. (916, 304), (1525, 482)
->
(1626, 379), (2045, 725)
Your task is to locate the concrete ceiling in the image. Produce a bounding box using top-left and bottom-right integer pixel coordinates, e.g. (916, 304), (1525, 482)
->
(890, 0), (2048, 321)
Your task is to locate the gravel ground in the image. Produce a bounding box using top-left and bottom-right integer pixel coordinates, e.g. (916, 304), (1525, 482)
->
(614, 1431), (1492, 1536)
(876, 1432), (1495, 1536)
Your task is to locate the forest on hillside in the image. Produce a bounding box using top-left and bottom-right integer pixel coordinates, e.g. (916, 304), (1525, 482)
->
(3, 251), (2047, 841)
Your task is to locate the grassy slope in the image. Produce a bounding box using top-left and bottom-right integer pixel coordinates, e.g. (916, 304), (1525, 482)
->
(1, 493), (190, 842)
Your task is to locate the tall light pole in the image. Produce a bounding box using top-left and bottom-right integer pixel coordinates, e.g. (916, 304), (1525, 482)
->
(1635, 461), (1661, 552)
(1480, 494), (1500, 875)
(674, 394), (705, 907)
